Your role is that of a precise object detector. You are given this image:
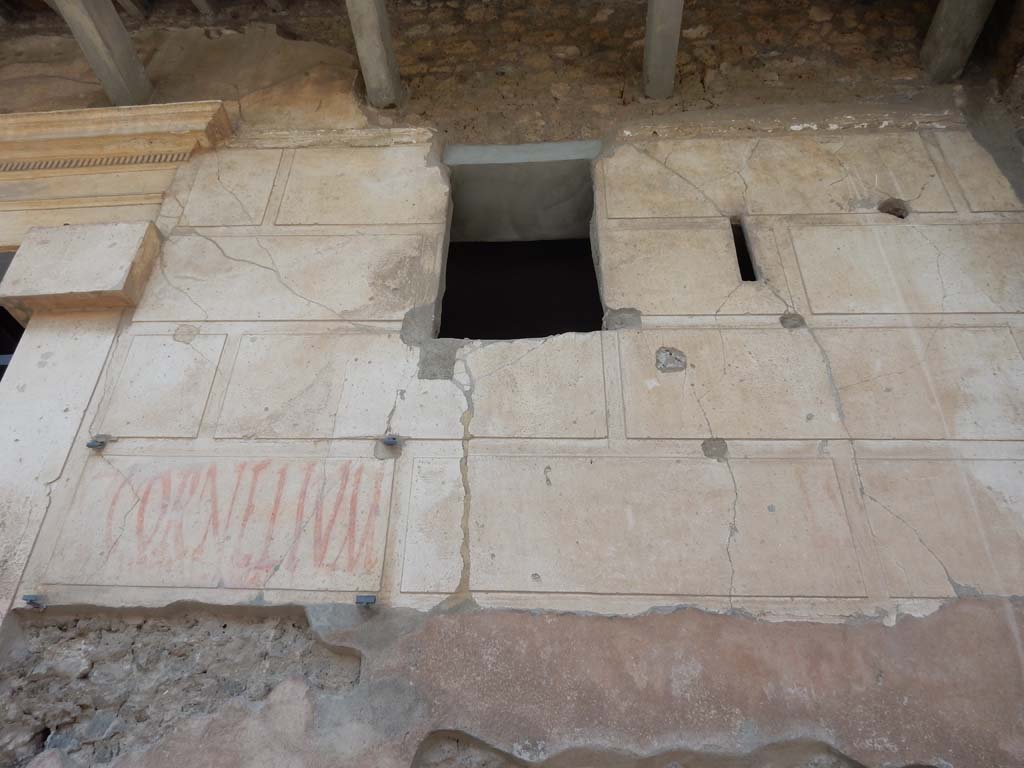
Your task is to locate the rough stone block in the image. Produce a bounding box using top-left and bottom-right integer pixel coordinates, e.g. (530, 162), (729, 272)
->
(0, 222), (159, 312)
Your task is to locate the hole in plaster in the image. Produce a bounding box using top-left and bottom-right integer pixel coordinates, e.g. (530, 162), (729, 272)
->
(439, 141), (604, 340)
(439, 240), (603, 340)
(730, 217), (757, 281)
(878, 197), (911, 218)
(0, 250), (22, 382)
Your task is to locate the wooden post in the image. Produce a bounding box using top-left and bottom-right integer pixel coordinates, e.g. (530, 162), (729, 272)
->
(643, 0), (685, 99)
(50, 0), (152, 106)
(345, 0), (403, 108)
(921, 0), (998, 83)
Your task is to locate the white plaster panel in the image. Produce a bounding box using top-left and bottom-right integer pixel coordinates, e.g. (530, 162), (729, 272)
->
(858, 459), (1024, 597)
(934, 130), (1023, 212)
(0, 311), (121, 621)
(136, 233), (431, 322)
(182, 149), (281, 226)
(100, 333), (225, 438)
(401, 456), (865, 597)
(619, 329), (846, 439)
(602, 133), (953, 218)
(819, 327), (1024, 440)
(793, 223), (1024, 314)
(43, 456), (392, 592)
(277, 146), (448, 225)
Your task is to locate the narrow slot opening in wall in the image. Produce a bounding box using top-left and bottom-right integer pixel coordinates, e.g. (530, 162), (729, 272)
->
(731, 217), (757, 281)
(0, 251), (22, 382)
(438, 142), (604, 340)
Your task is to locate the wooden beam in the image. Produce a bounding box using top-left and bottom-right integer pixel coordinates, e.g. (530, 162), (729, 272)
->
(643, 0), (685, 99)
(345, 0), (403, 108)
(50, 0), (152, 106)
(921, 0), (998, 83)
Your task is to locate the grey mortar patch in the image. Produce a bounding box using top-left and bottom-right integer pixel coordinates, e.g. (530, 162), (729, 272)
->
(604, 307), (642, 330)
(779, 312), (806, 329)
(374, 439), (403, 460)
(702, 438), (729, 461)
(172, 324), (200, 344)
(417, 338), (468, 380)
(655, 346), (687, 372)
(400, 304), (437, 347)
(401, 304), (470, 380)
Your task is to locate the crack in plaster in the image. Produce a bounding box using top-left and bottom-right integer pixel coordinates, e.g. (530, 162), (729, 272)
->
(212, 151), (256, 223)
(850, 445), (973, 598)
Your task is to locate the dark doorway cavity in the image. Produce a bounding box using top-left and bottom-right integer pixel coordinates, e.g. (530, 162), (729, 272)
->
(0, 251), (22, 382)
(439, 141), (603, 340)
(730, 217), (757, 281)
(439, 240), (603, 340)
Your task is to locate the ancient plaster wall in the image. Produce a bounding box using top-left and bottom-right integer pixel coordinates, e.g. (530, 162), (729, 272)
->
(1, 99), (1024, 766)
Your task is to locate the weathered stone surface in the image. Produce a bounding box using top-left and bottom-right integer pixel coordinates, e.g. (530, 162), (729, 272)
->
(619, 329), (846, 439)
(403, 456), (864, 597)
(602, 133), (953, 217)
(99, 334), (225, 438)
(792, 223), (1024, 314)
(181, 149), (281, 226)
(597, 221), (790, 315)
(136, 234), (432, 322)
(277, 146), (448, 225)
(0, 223), (159, 312)
(43, 456), (392, 591)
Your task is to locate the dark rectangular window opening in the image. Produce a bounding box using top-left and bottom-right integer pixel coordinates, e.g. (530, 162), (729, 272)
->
(438, 141), (604, 341)
(731, 217), (758, 282)
(0, 250), (22, 382)
(439, 239), (604, 340)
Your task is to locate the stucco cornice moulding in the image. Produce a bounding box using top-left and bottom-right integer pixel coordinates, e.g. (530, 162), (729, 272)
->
(0, 101), (233, 166)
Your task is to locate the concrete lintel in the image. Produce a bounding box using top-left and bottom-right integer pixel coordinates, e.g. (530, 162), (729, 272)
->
(345, 0), (403, 109)
(643, 0), (685, 99)
(920, 0), (998, 83)
(50, 0), (152, 106)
